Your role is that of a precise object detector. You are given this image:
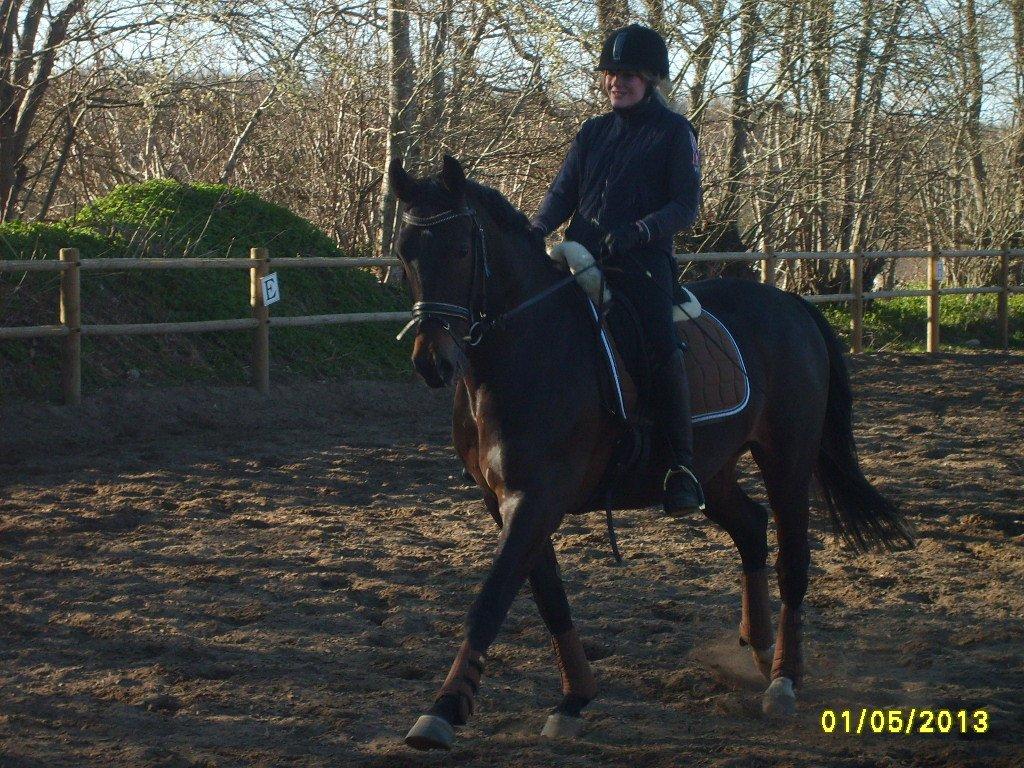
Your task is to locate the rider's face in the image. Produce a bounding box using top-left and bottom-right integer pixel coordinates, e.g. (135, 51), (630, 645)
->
(604, 71), (647, 109)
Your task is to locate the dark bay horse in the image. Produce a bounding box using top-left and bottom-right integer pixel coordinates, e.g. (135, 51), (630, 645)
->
(389, 156), (914, 751)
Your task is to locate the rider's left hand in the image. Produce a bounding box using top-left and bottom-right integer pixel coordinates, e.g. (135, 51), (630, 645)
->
(605, 221), (648, 255)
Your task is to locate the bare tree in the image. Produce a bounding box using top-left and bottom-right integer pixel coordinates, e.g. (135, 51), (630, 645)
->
(1, 0), (1019, 296)
(0, 0), (86, 221)
(1011, 0), (1024, 234)
(596, 0), (628, 37)
(718, 0), (757, 227)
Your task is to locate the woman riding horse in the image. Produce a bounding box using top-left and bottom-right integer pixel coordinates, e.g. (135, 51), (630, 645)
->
(529, 24), (705, 517)
(390, 29), (913, 754)
(392, 154), (912, 751)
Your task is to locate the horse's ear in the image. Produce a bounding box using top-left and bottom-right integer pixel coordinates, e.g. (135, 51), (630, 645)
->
(389, 157), (415, 202)
(440, 155), (466, 196)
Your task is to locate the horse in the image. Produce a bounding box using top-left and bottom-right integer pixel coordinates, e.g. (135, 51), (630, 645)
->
(388, 155), (914, 751)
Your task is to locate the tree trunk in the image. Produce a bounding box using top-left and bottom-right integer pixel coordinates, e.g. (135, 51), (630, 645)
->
(839, 0), (902, 253)
(687, 0), (727, 131)
(718, 0), (757, 227)
(38, 104), (86, 220)
(1008, 0), (1024, 236)
(378, 0), (416, 278)
(219, 86), (278, 184)
(962, 0), (988, 236)
(808, 0), (835, 252)
(643, 0), (665, 34)
(848, 0), (902, 253)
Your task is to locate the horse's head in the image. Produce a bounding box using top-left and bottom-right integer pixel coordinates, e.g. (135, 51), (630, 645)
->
(390, 155), (476, 388)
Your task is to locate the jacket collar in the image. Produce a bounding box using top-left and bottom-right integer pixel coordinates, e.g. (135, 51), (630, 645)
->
(612, 93), (661, 123)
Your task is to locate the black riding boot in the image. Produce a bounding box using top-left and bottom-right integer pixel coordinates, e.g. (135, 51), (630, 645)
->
(655, 348), (705, 516)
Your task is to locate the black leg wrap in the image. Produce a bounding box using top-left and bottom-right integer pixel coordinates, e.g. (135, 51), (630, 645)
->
(553, 693), (591, 718)
(428, 693), (464, 726)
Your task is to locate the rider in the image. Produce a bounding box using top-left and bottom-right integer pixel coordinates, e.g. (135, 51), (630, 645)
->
(529, 23), (705, 516)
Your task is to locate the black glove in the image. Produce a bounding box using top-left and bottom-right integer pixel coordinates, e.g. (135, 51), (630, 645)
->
(527, 224), (547, 252)
(604, 221), (648, 256)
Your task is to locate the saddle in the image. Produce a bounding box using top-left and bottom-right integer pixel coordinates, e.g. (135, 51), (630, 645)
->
(549, 241), (750, 428)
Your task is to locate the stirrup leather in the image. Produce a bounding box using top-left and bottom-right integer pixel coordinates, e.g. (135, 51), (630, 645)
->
(663, 464), (706, 511)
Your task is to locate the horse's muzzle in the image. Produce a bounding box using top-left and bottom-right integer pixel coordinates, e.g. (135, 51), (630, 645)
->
(412, 326), (468, 388)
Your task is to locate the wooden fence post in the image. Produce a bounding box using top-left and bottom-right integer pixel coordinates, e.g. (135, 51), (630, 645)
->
(927, 243), (940, 353)
(850, 249), (864, 354)
(59, 247), (81, 405)
(761, 245), (776, 287)
(250, 247), (270, 394)
(998, 245), (1010, 353)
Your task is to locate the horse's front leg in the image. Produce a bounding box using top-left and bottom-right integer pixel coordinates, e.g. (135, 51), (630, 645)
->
(405, 490), (558, 751)
(474, 492), (597, 738)
(529, 539), (597, 739)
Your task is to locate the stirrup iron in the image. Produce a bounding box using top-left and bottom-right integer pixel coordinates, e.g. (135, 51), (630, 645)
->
(663, 464), (706, 512)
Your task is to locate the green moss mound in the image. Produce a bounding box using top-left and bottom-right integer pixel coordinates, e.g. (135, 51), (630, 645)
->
(74, 180), (346, 261)
(0, 220), (111, 261)
(1, 181), (412, 400)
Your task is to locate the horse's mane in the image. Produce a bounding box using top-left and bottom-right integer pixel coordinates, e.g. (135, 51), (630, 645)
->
(421, 174), (548, 259)
(465, 179), (558, 267)
(464, 180), (533, 234)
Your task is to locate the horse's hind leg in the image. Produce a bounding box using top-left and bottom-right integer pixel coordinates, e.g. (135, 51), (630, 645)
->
(702, 458), (775, 680)
(528, 538), (596, 739)
(752, 444), (813, 717)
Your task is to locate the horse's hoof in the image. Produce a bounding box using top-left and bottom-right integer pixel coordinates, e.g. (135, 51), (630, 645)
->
(752, 644), (775, 681)
(540, 712), (585, 739)
(762, 676), (796, 717)
(405, 714), (455, 751)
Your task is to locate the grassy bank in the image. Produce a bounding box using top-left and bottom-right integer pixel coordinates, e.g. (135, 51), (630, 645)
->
(0, 181), (412, 401)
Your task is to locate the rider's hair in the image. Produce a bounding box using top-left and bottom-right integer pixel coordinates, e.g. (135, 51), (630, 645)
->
(643, 73), (679, 112)
(601, 70), (679, 113)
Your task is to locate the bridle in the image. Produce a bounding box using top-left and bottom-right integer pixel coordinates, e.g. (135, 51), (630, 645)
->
(394, 206), (493, 346)
(395, 205), (586, 347)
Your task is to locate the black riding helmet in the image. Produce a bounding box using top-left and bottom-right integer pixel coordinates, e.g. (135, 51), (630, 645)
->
(596, 24), (669, 80)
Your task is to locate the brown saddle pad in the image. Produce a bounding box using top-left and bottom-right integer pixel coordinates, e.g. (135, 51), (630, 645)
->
(676, 311), (750, 424)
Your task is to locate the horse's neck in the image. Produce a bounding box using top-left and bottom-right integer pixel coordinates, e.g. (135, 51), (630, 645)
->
(468, 220), (595, 387)
(481, 221), (560, 314)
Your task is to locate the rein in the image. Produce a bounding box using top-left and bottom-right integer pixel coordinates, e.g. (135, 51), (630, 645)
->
(397, 203), (623, 565)
(395, 206), (588, 347)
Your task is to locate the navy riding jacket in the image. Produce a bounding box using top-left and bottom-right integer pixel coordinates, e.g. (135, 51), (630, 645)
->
(531, 95), (701, 260)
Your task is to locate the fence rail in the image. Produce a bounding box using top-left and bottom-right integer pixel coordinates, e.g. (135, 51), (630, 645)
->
(1, 247), (1020, 404)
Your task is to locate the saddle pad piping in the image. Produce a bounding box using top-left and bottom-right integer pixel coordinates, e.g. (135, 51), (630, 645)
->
(586, 299), (628, 422)
(691, 310), (751, 424)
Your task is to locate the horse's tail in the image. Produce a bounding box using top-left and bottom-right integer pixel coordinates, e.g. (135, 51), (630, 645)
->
(799, 298), (916, 553)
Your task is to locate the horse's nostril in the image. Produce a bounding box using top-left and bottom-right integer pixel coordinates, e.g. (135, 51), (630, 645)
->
(434, 353), (454, 384)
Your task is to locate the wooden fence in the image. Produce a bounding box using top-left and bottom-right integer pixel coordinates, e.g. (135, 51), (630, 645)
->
(0, 246), (1020, 405)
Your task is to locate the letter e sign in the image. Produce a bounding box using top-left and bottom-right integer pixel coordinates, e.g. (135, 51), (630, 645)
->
(260, 273), (281, 306)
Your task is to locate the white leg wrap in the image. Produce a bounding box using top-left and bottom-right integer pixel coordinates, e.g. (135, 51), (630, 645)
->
(762, 676), (797, 717)
(541, 712), (586, 739)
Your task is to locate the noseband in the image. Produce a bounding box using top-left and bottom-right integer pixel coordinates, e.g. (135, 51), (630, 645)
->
(394, 207), (493, 346)
(395, 204), (588, 347)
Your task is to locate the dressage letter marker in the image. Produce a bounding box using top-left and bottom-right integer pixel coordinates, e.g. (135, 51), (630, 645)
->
(260, 273), (281, 306)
